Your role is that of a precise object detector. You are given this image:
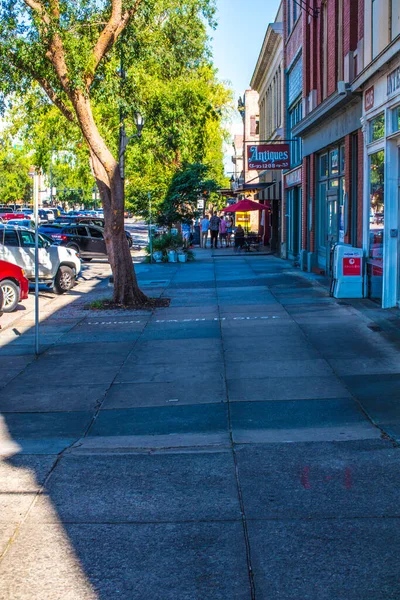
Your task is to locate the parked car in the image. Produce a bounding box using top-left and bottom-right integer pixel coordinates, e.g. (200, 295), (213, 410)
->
(54, 216), (106, 228)
(0, 225), (81, 293)
(40, 223), (133, 260)
(0, 259), (29, 312)
(1, 213), (26, 221)
(6, 219), (35, 229)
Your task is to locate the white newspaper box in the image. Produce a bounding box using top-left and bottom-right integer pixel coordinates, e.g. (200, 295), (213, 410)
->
(332, 246), (364, 299)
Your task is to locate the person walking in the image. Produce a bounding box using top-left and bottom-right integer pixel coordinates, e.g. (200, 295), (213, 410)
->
(234, 224), (245, 253)
(200, 214), (210, 248)
(225, 214), (233, 247)
(181, 220), (192, 249)
(209, 213), (221, 249)
(219, 215), (228, 247)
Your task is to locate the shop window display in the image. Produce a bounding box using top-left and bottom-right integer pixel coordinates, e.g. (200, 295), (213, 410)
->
(369, 114), (385, 143)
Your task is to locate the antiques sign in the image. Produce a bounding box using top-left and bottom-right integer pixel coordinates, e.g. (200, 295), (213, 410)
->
(248, 144), (291, 170)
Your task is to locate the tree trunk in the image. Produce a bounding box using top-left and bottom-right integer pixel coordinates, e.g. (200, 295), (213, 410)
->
(90, 151), (148, 306)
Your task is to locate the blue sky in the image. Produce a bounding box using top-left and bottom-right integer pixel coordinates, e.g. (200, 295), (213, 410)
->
(210, 0), (282, 169)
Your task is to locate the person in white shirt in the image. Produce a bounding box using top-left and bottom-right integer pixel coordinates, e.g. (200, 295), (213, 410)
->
(200, 215), (210, 248)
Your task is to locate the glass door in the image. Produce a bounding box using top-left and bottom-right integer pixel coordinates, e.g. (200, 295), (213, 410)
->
(326, 189), (339, 275)
(368, 150), (385, 299)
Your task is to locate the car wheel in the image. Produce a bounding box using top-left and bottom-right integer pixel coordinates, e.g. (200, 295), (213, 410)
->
(54, 266), (75, 294)
(0, 279), (20, 312)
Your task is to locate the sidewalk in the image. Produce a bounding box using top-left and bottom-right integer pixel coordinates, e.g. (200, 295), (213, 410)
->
(0, 252), (400, 599)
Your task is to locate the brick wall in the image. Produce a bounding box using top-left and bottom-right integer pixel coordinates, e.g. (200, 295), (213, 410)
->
(327, 0), (338, 96)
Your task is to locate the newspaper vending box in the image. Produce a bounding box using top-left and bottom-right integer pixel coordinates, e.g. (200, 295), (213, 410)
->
(331, 246), (364, 299)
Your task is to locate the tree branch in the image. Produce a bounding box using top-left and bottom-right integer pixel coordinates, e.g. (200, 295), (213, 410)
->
(22, 0), (51, 25)
(85, 0), (143, 89)
(6, 50), (76, 123)
(38, 78), (75, 122)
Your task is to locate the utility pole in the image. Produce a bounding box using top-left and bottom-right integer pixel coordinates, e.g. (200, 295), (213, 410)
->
(33, 171), (40, 355)
(148, 191), (153, 263)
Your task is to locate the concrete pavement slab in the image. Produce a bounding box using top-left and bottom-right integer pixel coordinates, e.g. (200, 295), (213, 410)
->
(56, 331), (143, 343)
(235, 440), (400, 519)
(0, 454), (56, 522)
(329, 356), (400, 375)
(30, 450), (240, 523)
(71, 432), (231, 451)
(0, 523), (16, 556)
(104, 378), (226, 408)
(2, 411), (93, 440)
(45, 341), (135, 356)
(227, 375), (350, 402)
(225, 359), (333, 379)
(124, 338), (223, 365)
(0, 521), (250, 600)
(230, 398), (369, 433)
(115, 361), (224, 384)
(342, 373), (400, 399)
(90, 404), (229, 437)
(248, 519), (400, 600)
(232, 424), (381, 443)
(224, 343), (321, 362)
(0, 383), (108, 413)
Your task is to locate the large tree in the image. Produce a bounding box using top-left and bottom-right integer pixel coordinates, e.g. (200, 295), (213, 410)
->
(0, 0), (217, 305)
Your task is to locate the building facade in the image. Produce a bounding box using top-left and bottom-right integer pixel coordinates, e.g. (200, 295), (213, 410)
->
(283, 0), (303, 261)
(352, 1), (400, 307)
(250, 2), (284, 251)
(292, 0), (365, 277)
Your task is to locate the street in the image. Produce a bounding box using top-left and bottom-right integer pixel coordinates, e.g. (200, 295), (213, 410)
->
(0, 224), (400, 599)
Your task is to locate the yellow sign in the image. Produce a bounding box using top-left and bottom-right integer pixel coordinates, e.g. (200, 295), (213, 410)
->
(236, 212), (250, 226)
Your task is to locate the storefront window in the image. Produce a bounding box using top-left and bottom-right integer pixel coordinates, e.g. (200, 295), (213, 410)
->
(320, 154), (328, 178)
(368, 150), (385, 262)
(330, 149), (339, 175)
(369, 114), (385, 142)
(329, 179), (339, 188)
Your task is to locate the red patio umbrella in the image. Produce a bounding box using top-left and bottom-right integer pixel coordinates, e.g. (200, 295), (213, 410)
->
(222, 198), (267, 212)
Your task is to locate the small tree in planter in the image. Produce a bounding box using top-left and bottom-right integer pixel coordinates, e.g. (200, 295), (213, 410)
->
(157, 163), (219, 229)
(145, 232), (183, 262)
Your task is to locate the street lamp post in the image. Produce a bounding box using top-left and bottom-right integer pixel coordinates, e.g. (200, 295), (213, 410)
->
(119, 111), (145, 182)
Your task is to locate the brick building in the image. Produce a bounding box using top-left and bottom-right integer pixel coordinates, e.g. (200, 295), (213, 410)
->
(250, 2), (284, 251)
(292, 0), (365, 276)
(282, 0), (303, 261)
(352, 1), (400, 307)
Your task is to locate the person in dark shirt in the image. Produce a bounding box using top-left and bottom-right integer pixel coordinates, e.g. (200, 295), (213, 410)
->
(209, 213), (221, 249)
(234, 224), (245, 253)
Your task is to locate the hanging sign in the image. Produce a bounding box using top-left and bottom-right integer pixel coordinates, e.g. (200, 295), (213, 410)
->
(236, 212), (251, 226)
(248, 144), (291, 170)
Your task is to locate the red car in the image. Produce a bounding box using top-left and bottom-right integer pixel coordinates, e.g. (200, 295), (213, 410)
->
(0, 213), (26, 221)
(0, 260), (29, 312)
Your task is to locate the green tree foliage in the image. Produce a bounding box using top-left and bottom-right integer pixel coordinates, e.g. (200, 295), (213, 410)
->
(157, 162), (218, 227)
(0, 137), (32, 204)
(0, 0), (231, 303)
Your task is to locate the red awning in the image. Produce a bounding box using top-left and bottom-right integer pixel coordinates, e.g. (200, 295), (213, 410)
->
(222, 199), (268, 213)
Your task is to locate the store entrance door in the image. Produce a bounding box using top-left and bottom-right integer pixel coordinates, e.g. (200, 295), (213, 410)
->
(326, 189), (339, 275)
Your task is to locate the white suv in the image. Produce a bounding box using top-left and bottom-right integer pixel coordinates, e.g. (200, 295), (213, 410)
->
(0, 225), (81, 294)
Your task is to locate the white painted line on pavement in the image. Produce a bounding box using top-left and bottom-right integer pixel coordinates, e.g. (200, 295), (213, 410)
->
(84, 315), (282, 326)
